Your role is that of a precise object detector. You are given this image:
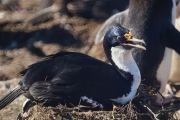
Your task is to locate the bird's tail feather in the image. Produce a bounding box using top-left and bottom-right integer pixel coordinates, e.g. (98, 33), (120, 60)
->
(0, 86), (24, 110)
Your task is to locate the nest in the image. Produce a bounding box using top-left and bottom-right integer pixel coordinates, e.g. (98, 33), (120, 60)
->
(18, 84), (179, 120)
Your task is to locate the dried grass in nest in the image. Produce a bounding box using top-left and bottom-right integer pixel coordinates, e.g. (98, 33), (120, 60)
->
(21, 103), (146, 120)
(20, 84), (178, 120)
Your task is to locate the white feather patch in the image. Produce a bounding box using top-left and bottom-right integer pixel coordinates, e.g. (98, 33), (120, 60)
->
(110, 46), (141, 104)
(81, 96), (103, 109)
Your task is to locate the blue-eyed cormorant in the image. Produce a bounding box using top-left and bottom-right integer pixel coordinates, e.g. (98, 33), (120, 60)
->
(0, 25), (145, 110)
(95, 0), (180, 105)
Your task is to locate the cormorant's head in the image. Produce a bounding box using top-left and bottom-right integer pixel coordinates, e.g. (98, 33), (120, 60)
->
(104, 25), (146, 50)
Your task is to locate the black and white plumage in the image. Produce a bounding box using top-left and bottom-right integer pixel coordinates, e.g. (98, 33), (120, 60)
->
(0, 25), (145, 111)
(95, 0), (180, 105)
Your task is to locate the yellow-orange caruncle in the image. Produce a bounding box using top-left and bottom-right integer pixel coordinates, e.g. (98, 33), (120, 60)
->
(124, 32), (133, 40)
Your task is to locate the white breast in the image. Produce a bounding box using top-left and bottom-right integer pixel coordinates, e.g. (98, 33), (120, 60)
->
(110, 46), (141, 104)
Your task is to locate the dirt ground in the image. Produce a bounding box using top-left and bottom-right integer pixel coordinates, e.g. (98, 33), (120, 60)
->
(1, 0), (180, 120)
(0, 0), (107, 119)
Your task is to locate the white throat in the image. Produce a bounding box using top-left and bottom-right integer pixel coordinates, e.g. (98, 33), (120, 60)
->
(111, 46), (141, 90)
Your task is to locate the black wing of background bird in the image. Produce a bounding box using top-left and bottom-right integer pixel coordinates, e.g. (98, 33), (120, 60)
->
(162, 24), (180, 55)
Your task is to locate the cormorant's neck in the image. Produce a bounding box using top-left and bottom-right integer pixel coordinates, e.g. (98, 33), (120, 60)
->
(110, 46), (141, 89)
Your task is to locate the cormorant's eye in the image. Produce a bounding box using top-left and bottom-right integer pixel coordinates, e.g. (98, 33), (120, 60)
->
(111, 36), (121, 46)
(117, 36), (121, 40)
(116, 35), (126, 43)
